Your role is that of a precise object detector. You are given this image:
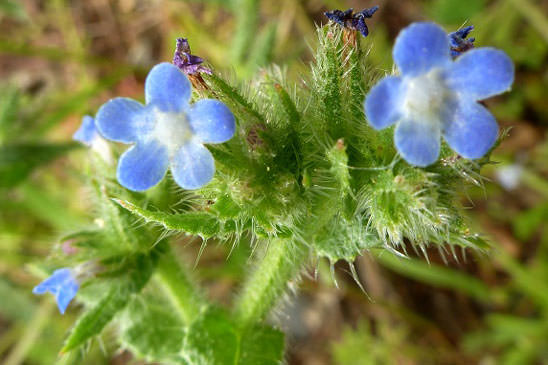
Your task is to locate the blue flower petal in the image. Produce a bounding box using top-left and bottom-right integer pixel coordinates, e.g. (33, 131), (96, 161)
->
(73, 115), (98, 146)
(442, 99), (498, 159)
(170, 142), (215, 190)
(187, 99), (236, 143)
(393, 22), (451, 77)
(55, 278), (79, 314)
(95, 98), (150, 143)
(33, 268), (79, 314)
(446, 48), (514, 100)
(145, 63), (192, 113)
(395, 118), (441, 166)
(364, 76), (404, 130)
(117, 141), (169, 191)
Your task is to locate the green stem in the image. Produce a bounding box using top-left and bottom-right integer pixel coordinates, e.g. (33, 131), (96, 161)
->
(234, 238), (308, 327)
(156, 250), (205, 324)
(3, 300), (55, 365)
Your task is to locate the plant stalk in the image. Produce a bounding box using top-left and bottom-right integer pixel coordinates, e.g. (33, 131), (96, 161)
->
(234, 238), (308, 327)
(156, 249), (205, 324)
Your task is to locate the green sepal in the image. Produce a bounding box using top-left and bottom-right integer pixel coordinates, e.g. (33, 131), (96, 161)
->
(210, 194), (242, 219)
(313, 216), (381, 262)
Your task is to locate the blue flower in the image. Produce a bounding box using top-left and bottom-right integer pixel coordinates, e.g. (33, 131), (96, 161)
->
(33, 268), (79, 314)
(95, 62), (236, 191)
(73, 115), (100, 146)
(364, 22), (514, 166)
(448, 25), (475, 58)
(73, 115), (112, 161)
(324, 6), (379, 37)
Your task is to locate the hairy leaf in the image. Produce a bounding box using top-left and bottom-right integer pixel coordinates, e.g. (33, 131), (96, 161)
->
(183, 307), (284, 365)
(114, 199), (220, 238)
(120, 298), (186, 363)
(63, 253), (155, 351)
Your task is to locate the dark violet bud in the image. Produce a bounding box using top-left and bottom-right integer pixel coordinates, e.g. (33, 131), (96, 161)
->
(355, 5), (379, 19)
(324, 6), (379, 38)
(324, 8), (353, 26)
(172, 38), (212, 75)
(448, 25), (475, 58)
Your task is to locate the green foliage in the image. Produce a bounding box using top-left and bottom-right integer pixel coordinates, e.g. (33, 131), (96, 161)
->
(0, 143), (79, 189)
(120, 298), (185, 362)
(4, 2), (538, 363)
(63, 251), (156, 351)
(0, 0), (27, 20)
(183, 307), (284, 365)
(332, 320), (426, 365)
(0, 85), (20, 144)
(115, 199), (221, 238)
(376, 253), (491, 302)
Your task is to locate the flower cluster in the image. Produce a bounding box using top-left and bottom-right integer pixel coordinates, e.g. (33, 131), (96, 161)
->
(364, 22), (514, 166)
(325, 6), (379, 37)
(448, 25), (475, 58)
(33, 268), (79, 314)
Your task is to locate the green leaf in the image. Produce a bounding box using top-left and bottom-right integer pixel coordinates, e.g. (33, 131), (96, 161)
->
(230, 0), (260, 66)
(183, 307), (284, 365)
(63, 253), (155, 352)
(114, 199), (220, 238)
(0, 0), (28, 20)
(0, 142), (79, 189)
(246, 22), (277, 73)
(376, 253), (491, 302)
(0, 85), (20, 143)
(62, 283), (131, 352)
(120, 298), (186, 363)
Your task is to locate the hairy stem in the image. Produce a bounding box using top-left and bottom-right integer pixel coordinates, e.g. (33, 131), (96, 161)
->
(156, 248), (205, 324)
(234, 238), (308, 327)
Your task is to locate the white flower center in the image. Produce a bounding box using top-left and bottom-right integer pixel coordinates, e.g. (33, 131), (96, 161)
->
(403, 69), (451, 121)
(151, 109), (194, 155)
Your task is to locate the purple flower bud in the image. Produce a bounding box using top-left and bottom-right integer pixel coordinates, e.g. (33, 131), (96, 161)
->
(324, 6), (379, 38)
(173, 38), (212, 75)
(448, 26), (476, 58)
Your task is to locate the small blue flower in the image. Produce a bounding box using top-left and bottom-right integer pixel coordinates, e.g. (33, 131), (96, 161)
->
(95, 62), (235, 191)
(325, 6), (379, 37)
(73, 115), (112, 161)
(364, 22), (514, 166)
(448, 25), (475, 58)
(33, 268), (79, 314)
(73, 115), (100, 146)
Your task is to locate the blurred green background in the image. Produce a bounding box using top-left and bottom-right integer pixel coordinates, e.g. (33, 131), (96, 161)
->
(0, 0), (547, 364)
